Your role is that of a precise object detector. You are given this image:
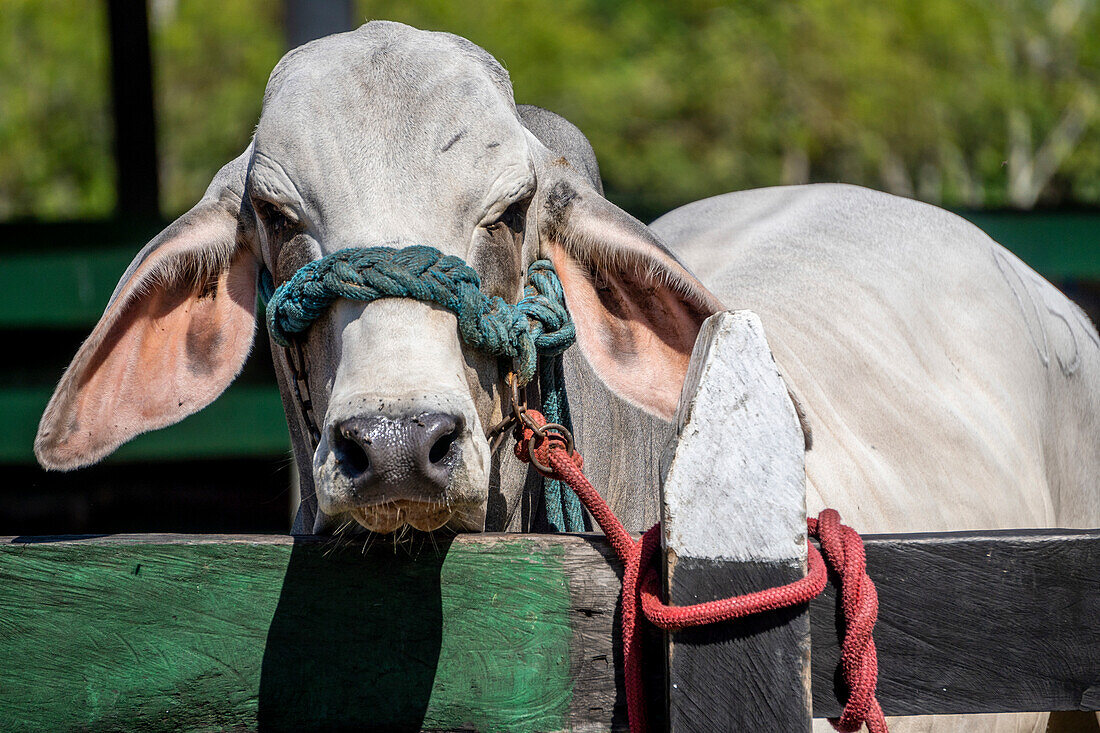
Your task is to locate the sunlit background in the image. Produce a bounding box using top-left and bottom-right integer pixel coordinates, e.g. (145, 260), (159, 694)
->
(2, 0), (1097, 535)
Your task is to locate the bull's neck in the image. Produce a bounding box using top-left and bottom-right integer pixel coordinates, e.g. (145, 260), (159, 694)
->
(558, 347), (672, 532)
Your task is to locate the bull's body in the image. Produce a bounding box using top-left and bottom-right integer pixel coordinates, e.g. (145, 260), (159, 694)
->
(35, 21), (1099, 732)
(565, 183), (1100, 733)
(620, 183), (1100, 730)
(655, 184), (1100, 534)
(552, 150), (1099, 544)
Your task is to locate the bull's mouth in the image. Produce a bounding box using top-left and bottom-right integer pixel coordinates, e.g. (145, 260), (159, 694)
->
(350, 500), (455, 534)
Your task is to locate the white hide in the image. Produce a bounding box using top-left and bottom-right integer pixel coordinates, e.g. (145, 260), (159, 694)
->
(312, 298), (491, 531)
(651, 183), (1100, 732)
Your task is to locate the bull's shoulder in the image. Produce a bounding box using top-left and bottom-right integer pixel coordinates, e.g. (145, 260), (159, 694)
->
(651, 185), (1100, 378)
(649, 184), (1100, 530)
(650, 184), (1035, 319)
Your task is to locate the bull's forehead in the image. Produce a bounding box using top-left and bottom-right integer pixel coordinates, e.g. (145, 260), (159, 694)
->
(249, 22), (531, 252)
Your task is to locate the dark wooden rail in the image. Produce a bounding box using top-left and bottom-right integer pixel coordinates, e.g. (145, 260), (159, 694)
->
(1, 529), (1097, 731)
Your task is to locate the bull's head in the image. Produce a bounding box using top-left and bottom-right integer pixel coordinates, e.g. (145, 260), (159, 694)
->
(35, 21), (722, 534)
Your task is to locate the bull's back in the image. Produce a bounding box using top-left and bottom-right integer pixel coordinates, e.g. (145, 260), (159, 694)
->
(651, 184), (1100, 533)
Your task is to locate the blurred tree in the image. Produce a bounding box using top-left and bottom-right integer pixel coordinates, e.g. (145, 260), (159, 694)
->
(0, 0), (1097, 221)
(151, 0), (283, 215)
(995, 0), (1099, 207)
(354, 0), (1100, 218)
(0, 0), (114, 220)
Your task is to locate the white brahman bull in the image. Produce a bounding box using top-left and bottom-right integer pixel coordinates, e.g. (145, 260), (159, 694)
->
(34, 21), (1098, 732)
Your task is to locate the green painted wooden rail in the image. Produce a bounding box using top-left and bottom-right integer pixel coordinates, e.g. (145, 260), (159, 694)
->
(2, 530), (1098, 732)
(0, 533), (627, 733)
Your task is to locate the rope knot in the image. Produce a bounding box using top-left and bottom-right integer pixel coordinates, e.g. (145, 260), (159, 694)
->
(811, 508), (887, 733)
(519, 260), (576, 359)
(512, 409), (583, 480)
(263, 246), (575, 386)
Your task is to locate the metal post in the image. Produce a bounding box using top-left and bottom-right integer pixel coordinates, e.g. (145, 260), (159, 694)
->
(106, 0), (160, 218)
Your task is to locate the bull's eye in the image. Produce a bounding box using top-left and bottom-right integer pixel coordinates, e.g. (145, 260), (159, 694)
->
(255, 199), (298, 240)
(486, 196), (530, 235)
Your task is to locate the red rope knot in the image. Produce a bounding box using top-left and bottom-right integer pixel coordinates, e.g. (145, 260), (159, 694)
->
(810, 509), (888, 733)
(512, 409), (583, 480)
(509, 406), (887, 733)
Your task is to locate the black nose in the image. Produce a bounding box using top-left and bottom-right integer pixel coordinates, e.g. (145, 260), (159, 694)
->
(332, 413), (463, 498)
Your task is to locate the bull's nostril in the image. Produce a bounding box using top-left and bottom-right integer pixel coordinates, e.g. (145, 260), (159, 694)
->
(331, 413), (462, 496)
(335, 431), (371, 475)
(428, 425), (460, 464)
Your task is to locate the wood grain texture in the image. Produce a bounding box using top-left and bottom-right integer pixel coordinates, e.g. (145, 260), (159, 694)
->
(662, 310), (812, 732)
(0, 533), (619, 732)
(811, 529), (1100, 718)
(2, 529), (1097, 730)
(564, 535), (631, 730)
(667, 557), (811, 731)
(663, 311), (806, 563)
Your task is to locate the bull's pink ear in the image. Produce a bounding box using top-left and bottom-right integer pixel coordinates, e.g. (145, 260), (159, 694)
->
(35, 194), (259, 471)
(539, 179), (724, 419)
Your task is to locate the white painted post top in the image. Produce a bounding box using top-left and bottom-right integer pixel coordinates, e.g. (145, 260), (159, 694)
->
(661, 310), (807, 563)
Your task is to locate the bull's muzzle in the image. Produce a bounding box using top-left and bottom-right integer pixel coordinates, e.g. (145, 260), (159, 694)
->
(331, 412), (463, 501)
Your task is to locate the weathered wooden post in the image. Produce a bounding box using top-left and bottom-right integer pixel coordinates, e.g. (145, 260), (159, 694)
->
(661, 310), (811, 731)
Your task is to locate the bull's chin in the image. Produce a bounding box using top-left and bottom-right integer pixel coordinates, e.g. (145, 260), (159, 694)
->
(350, 500), (454, 534)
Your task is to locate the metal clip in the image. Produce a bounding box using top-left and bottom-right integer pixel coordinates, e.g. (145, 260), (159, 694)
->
(486, 414), (516, 455)
(485, 370), (576, 467)
(525, 421), (575, 474)
(486, 371), (524, 454)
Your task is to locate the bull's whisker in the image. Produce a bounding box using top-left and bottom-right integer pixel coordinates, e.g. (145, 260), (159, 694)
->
(322, 517), (358, 556)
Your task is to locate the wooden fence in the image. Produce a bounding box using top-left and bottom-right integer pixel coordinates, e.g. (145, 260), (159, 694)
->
(1, 311), (1098, 731)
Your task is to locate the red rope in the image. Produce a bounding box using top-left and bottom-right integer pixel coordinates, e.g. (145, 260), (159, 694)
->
(514, 411), (888, 733)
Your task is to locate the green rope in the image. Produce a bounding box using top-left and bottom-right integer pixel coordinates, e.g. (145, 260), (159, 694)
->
(537, 350), (585, 532)
(262, 245), (586, 532)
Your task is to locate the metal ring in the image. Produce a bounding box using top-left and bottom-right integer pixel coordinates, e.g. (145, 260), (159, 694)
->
(527, 433), (553, 474)
(537, 423), (575, 455)
(526, 422), (575, 475)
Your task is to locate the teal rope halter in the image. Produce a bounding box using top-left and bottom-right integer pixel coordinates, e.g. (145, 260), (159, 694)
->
(262, 245), (586, 532)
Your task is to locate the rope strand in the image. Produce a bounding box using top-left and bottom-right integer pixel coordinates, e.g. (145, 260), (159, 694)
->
(264, 245), (575, 385)
(514, 409), (887, 733)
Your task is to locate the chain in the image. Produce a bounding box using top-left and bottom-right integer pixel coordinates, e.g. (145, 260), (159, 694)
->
(283, 339), (321, 449)
(484, 370), (575, 472)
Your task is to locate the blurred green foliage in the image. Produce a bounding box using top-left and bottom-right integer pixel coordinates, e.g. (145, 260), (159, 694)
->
(152, 0), (283, 217)
(0, 0), (1097, 222)
(0, 0), (114, 219)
